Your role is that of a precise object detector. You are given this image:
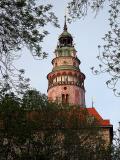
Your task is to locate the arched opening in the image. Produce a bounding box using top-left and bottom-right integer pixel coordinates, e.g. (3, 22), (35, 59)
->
(62, 94), (65, 103)
(62, 94), (69, 104)
(66, 94), (69, 103)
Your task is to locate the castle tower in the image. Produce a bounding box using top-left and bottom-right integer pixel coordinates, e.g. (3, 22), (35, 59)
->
(47, 16), (86, 107)
(47, 16), (113, 146)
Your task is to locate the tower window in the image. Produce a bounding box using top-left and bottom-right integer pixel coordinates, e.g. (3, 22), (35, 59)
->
(68, 39), (70, 44)
(64, 87), (67, 90)
(66, 94), (69, 103)
(62, 94), (65, 103)
(62, 94), (69, 104)
(73, 62), (76, 66)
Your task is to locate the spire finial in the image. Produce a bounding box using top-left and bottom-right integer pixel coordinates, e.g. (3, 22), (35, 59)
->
(64, 13), (67, 31)
(92, 97), (95, 108)
(92, 98), (94, 108)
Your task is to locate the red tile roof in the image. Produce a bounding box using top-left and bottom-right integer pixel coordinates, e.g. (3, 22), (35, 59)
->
(86, 107), (112, 127)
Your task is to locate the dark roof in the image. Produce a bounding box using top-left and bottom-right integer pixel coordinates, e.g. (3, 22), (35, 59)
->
(59, 31), (72, 39)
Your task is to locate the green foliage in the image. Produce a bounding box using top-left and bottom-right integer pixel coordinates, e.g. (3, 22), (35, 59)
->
(0, 0), (59, 94)
(0, 90), (111, 159)
(22, 89), (48, 110)
(0, 0), (59, 58)
(110, 131), (120, 160)
(68, 0), (120, 96)
(0, 92), (21, 111)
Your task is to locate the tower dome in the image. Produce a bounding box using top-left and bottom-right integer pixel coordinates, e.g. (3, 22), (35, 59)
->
(58, 15), (73, 48)
(47, 16), (86, 107)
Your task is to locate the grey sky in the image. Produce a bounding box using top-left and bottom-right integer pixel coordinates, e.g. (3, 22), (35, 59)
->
(15, 0), (120, 130)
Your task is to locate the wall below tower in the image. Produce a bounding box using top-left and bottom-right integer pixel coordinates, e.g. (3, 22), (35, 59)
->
(48, 85), (85, 107)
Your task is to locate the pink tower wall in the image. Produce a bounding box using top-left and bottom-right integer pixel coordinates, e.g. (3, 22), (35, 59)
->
(48, 85), (85, 106)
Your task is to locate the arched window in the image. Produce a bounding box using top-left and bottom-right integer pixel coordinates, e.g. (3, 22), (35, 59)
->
(68, 38), (70, 44)
(62, 94), (65, 103)
(66, 94), (69, 103)
(62, 94), (69, 104)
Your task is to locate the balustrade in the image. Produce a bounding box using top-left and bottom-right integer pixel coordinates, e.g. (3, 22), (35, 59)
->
(48, 80), (84, 89)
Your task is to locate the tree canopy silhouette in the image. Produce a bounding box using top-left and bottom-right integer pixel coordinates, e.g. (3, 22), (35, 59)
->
(0, 0), (59, 93)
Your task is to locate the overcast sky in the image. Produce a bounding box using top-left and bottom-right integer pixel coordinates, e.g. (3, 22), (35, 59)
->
(15, 0), (120, 130)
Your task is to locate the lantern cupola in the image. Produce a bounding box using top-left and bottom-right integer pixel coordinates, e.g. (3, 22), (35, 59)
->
(58, 15), (73, 48)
